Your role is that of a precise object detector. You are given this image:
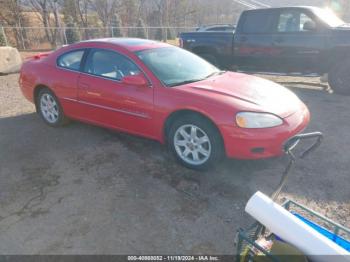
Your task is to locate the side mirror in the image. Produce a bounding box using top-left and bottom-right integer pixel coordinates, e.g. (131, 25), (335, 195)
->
(303, 21), (316, 31)
(122, 74), (148, 87)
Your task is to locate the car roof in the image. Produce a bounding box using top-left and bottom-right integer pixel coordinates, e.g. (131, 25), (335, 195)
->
(80, 38), (171, 52)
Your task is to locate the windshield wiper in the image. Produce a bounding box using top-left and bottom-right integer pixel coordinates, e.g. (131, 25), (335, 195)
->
(205, 70), (226, 79)
(168, 79), (205, 87)
(168, 71), (226, 87)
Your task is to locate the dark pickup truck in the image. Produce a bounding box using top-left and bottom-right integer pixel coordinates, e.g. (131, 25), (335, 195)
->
(179, 6), (350, 94)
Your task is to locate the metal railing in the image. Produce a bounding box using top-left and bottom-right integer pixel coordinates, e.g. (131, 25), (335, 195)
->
(0, 26), (197, 51)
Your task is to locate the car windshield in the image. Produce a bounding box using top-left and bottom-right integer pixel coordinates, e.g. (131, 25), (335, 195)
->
(136, 47), (221, 87)
(313, 8), (345, 27)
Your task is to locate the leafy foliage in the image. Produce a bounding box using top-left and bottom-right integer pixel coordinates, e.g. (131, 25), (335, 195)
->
(110, 13), (123, 37)
(0, 27), (6, 46)
(155, 28), (164, 41)
(136, 18), (147, 39)
(166, 28), (175, 40)
(65, 16), (80, 44)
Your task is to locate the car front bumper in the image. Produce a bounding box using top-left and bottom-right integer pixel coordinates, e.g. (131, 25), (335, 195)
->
(221, 106), (310, 159)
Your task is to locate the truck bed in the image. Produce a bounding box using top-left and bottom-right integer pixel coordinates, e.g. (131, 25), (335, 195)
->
(180, 31), (235, 68)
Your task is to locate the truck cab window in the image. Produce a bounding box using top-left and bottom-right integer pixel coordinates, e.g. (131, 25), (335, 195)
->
(278, 11), (315, 32)
(241, 11), (275, 34)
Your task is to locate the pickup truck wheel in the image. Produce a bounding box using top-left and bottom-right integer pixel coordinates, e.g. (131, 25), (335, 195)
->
(199, 53), (218, 67)
(329, 60), (350, 95)
(168, 114), (224, 171)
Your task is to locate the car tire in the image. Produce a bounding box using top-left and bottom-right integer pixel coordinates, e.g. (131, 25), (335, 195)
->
(37, 88), (70, 127)
(328, 59), (350, 95)
(168, 114), (224, 170)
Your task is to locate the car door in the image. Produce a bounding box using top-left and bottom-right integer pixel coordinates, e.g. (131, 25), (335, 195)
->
(234, 9), (278, 72)
(77, 48), (155, 138)
(54, 49), (86, 117)
(270, 9), (327, 73)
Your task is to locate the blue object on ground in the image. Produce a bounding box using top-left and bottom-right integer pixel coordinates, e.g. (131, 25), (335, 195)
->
(293, 212), (350, 252)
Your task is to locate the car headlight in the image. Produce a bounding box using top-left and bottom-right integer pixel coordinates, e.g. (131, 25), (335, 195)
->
(236, 112), (283, 128)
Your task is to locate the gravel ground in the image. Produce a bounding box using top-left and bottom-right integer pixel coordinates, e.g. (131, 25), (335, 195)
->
(0, 73), (349, 255)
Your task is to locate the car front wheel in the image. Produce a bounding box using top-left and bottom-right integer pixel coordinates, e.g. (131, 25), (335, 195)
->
(37, 89), (69, 127)
(168, 114), (224, 170)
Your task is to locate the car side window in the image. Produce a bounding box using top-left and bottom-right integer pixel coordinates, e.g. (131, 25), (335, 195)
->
(241, 11), (275, 34)
(277, 11), (315, 33)
(83, 49), (141, 81)
(57, 50), (84, 71)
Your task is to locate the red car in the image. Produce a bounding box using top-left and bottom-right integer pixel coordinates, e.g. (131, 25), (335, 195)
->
(19, 38), (310, 170)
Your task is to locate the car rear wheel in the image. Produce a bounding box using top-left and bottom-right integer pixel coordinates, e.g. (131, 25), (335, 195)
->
(168, 114), (224, 170)
(328, 60), (350, 95)
(37, 89), (69, 127)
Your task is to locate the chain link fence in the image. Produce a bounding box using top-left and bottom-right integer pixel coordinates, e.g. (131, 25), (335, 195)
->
(1, 26), (197, 51)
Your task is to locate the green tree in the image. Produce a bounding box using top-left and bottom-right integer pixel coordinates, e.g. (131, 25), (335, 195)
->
(155, 28), (163, 41)
(65, 16), (80, 44)
(0, 27), (6, 46)
(110, 13), (123, 37)
(62, 0), (79, 24)
(136, 18), (147, 39)
(166, 28), (175, 40)
(123, 0), (138, 26)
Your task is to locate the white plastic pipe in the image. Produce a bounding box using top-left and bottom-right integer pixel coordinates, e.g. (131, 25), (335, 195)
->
(245, 191), (350, 262)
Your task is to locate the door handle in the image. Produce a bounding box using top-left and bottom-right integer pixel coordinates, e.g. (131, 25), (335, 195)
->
(79, 82), (100, 96)
(86, 91), (101, 97)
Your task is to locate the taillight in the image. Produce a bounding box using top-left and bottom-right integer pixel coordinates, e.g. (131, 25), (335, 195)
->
(27, 53), (50, 60)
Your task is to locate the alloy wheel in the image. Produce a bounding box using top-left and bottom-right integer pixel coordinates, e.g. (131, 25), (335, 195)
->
(173, 124), (212, 166)
(40, 93), (59, 124)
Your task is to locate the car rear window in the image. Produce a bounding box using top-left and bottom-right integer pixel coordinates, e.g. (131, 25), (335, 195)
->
(57, 50), (84, 71)
(241, 11), (275, 34)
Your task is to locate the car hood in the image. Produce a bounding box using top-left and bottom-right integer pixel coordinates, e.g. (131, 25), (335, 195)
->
(180, 72), (303, 118)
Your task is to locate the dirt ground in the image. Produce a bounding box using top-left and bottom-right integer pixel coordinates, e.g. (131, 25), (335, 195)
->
(0, 73), (349, 255)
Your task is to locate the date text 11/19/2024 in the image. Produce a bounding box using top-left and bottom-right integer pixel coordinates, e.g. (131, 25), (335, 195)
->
(127, 255), (221, 261)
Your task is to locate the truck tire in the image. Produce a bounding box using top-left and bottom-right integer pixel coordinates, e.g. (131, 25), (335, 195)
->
(328, 59), (350, 95)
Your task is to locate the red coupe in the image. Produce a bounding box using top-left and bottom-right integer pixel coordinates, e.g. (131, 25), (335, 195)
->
(19, 38), (310, 170)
